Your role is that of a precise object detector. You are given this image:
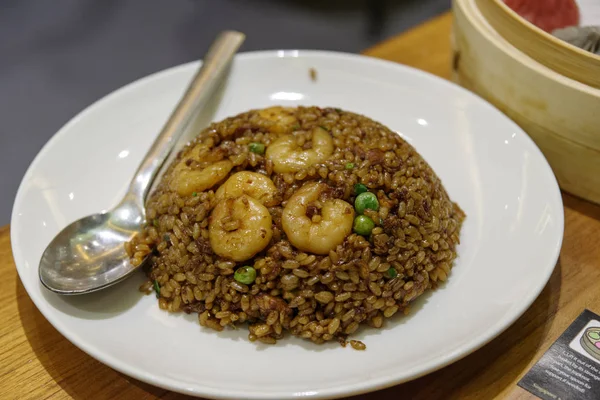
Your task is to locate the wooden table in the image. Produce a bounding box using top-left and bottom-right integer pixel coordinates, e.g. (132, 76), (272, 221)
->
(2, 12), (600, 400)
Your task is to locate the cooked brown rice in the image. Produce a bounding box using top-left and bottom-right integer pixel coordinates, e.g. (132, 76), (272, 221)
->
(128, 106), (465, 347)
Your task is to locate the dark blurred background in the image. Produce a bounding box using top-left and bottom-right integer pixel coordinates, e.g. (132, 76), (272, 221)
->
(0, 0), (450, 224)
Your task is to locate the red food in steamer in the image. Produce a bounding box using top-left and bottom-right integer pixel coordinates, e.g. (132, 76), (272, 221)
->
(504, 0), (580, 33)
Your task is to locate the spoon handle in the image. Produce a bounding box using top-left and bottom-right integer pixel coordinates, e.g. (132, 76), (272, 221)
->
(125, 31), (245, 210)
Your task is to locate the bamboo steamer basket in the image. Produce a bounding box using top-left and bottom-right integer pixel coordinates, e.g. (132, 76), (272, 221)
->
(475, 0), (600, 89)
(451, 0), (600, 205)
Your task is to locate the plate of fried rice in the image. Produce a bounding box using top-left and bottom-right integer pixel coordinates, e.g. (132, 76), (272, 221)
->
(11, 51), (563, 399)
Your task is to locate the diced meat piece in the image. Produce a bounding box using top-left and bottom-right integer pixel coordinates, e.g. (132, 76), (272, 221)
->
(306, 205), (318, 219)
(255, 293), (292, 318)
(182, 302), (206, 314)
(196, 238), (213, 255)
(366, 149), (385, 165)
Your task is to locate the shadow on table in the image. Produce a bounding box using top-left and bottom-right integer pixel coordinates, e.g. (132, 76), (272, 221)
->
(563, 193), (600, 222)
(15, 277), (196, 400)
(348, 259), (563, 400)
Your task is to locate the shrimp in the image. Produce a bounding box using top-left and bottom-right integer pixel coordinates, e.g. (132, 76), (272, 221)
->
(258, 106), (298, 134)
(266, 126), (333, 174)
(209, 195), (273, 261)
(282, 182), (354, 255)
(215, 171), (279, 207)
(170, 160), (233, 196)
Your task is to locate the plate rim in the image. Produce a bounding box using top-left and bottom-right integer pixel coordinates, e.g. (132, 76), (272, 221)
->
(10, 49), (565, 399)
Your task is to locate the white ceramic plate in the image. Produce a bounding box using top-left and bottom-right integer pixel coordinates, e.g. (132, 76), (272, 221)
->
(11, 51), (564, 399)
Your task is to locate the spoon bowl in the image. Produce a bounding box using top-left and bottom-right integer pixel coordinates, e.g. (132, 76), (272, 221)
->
(39, 197), (145, 294)
(38, 31), (245, 295)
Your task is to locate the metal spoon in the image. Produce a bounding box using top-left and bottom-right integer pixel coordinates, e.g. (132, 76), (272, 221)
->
(39, 31), (246, 295)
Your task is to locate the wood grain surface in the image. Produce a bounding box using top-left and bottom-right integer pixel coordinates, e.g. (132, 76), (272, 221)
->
(2, 12), (600, 400)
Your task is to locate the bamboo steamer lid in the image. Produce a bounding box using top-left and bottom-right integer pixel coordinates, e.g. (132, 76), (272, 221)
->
(452, 0), (600, 205)
(475, 0), (600, 89)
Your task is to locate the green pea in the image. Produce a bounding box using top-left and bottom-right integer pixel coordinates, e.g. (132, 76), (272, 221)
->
(153, 280), (161, 298)
(248, 142), (265, 155)
(234, 266), (257, 285)
(385, 267), (398, 279)
(192, 192), (198, 197)
(355, 192), (379, 214)
(354, 183), (368, 195)
(345, 162), (355, 170)
(353, 215), (375, 236)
